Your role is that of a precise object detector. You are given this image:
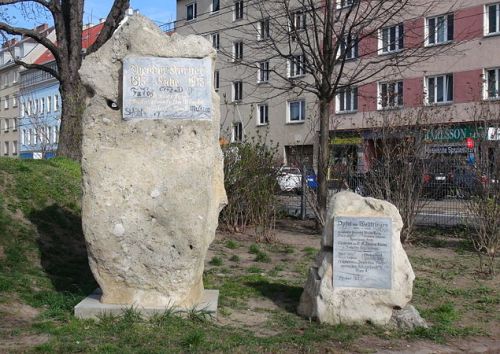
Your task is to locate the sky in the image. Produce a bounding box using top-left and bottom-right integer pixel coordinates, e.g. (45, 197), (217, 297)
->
(1, 0), (177, 30)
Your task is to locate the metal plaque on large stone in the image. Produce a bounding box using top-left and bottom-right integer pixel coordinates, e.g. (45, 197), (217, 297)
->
(333, 216), (392, 289)
(123, 56), (212, 120)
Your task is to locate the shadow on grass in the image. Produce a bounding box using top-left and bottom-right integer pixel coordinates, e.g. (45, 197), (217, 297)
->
(274, 218), (319, 235)
(414, 226), (475, 251)
(245, 280), (303, 313)
(29, 205), (96, 295)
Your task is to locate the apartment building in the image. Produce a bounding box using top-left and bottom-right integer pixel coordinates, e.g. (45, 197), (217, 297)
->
(0, 24), (54, 158)
(175, 0), (500, 170)
(175, 0), (319, 167)
(19, 22), (103, 159)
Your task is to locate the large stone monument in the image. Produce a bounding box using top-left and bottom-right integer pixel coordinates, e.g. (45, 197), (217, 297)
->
(298, 191), (418, 326)
(75, 14), (227, 318)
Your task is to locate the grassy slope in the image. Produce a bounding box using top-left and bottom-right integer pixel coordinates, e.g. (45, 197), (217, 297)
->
(0, 157), (498, 353)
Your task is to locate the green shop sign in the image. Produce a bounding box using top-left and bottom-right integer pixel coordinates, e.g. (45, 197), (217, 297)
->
(424, 126), (483, 142)
(330, 136), (363, 145)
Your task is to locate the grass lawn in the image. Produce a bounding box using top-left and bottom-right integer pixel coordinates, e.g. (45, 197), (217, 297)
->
(0, 157), (498, 353)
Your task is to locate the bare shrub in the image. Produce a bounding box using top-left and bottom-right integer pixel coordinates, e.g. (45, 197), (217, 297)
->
(220, 137), (279, 242)
(463, 104), (500, 275)
(362, 109), (433, 243)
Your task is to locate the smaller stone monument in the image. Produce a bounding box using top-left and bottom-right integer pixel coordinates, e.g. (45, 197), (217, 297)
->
(298, 191), (420, 326)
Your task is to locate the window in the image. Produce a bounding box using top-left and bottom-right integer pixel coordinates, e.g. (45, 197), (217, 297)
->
(4, 95), (9, 109)
(257, 103), (269, 125)
(54, 126), (59, 143)
(11, 118), (16, 131)
(21, 102), (25, 117)
(47, 96), (51, 112)
(336, 0), (357, 9)
(426, 74), (453, 104)
(288, 100), (306, 122)
(380, 24), (404, 54)
(291, 10), (306, 31)
(211, 0), (220, 12)
(258, 61), (270, 82)
(378, 81), (403, 109)
(232, 81), (243, 101)
(12, 96), (17, 107)
(3, 119), (8, 131)
(34, 99), (39, 114)
(486, 3), (500, 35)
(21, 130), (26, 145)
(41, 97), (45, 113)
(12, 140), (17, 155)
(339, 34), (358, 59)
(426, 14), (454, 45)
(186, 3), (197, 21)
(211, 32), (220, 50)
(45, 126), (50, 144)
(3, 141), (8, 155)
(485, 68), (500, 99)
(232, 122), (243, 142)
(234, 1), (244, 21)
(233, 41), (243, 61)
(214, 70), (220, 92)
(28, 100), (32, 115)
(26, 129), (31, 145)
(258, 19), (270, 40)
(54, 95), (59, 111)
(336, 87), (358, 113)
(288, 54), (305, 78)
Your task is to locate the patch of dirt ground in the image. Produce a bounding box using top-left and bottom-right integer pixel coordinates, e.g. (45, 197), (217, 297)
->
(0, 301), (49, 352)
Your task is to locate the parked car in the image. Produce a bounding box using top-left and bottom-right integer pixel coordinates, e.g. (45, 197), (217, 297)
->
(449, 166), (486, 198)
(422, 160), (454, 200)
(277, 166), (302, 192)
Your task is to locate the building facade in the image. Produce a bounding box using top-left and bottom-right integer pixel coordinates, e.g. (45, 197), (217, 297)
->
(176, 0), (500, 170)
(18, 22), (103, 159)
(19, 62), (60, 159)
(0, 24), (54, 158)
(175, 0), (319, 168)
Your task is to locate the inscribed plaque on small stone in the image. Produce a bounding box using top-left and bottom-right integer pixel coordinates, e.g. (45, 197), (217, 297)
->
(333, 216), (392, 289)
(122, 57), (212, 120)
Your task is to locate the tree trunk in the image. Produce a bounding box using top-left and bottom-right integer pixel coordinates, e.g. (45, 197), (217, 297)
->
(317, 98), (331, 225)
(57, 77), (86, 161)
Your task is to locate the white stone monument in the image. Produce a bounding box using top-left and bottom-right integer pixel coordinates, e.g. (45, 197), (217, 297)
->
(74, 15), (227, 319)
(298, 191), (418, 326)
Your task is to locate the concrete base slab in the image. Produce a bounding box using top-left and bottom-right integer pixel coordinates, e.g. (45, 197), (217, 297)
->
(74, 289), (219, 320)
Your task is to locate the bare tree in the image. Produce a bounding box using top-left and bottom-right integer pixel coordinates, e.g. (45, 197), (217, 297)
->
(215, 0), (460, 224)
(0, 0), (130, 160)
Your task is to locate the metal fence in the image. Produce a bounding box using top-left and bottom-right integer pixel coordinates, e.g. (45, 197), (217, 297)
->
(278, 157), (498, 227)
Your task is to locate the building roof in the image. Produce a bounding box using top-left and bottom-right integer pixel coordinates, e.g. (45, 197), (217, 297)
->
(34, 23), (104, 65)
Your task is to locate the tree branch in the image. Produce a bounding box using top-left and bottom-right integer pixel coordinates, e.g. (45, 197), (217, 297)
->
(86, 0), (129, 55)
(0, 21), (60, 61)
(0, 0), (54, 11)
(14, 58), (60, 81)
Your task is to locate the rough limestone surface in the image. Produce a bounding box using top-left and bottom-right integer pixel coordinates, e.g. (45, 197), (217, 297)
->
(298, 191), (415, 325)
(79, 15), (227, 308)
(389, 305), (428, 330)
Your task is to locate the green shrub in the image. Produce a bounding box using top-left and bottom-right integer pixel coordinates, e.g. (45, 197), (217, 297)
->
(209, 257), (223, 266)
(249, 244), (260, 254)
(254, 251), (271, 263)
(225, 240), (239, 249)
(220, 137), (279, 242)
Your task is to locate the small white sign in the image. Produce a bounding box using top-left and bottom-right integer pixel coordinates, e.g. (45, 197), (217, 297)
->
(487, 127), (500, 141)
(333, 216), (392, 289)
